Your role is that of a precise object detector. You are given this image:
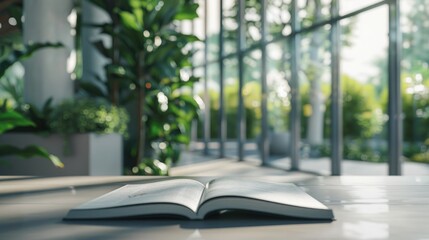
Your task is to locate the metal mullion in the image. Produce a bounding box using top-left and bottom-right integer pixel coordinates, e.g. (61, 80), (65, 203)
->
(190, 5), (197, 151)
(237, 0), (246, 161)
(203, 0), (210, 155)
(289, 0), (301, 171)
(388, 0), (402, 175)
(260, 0), (268, 165)
(330, 0), (342, 176)
(219, 0), (225, 158)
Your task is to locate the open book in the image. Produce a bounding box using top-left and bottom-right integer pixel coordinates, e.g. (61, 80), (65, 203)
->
(64, 178), (334, 220)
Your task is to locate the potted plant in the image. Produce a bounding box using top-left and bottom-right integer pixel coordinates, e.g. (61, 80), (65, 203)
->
(0, 98), (129, 176)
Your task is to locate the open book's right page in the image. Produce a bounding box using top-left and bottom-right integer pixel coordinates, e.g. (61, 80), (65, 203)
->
(200, 177), (331, 216)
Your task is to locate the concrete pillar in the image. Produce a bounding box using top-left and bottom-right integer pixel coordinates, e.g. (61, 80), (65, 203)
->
(23, 0), (74, 108)
(81, 0), (111, 83)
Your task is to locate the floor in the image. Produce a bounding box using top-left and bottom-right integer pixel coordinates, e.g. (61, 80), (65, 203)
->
(170, 144), (429, 176)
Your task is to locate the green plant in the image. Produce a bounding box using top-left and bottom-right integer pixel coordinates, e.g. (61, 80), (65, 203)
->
(0, 42), (63, 168)
(50, 98), (129, 135)
(0, 106), (63, 168)
(48, 98), (129, 155)
(80, 0), (200, 175)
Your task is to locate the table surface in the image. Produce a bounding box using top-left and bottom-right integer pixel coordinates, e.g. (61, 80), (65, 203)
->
(1, 176), (428, 240)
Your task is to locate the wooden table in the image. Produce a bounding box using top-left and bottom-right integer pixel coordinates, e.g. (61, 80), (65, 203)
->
(1, 176), (428, 239)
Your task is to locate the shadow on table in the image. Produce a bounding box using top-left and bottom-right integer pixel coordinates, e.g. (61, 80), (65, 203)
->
(63, 210), (333, 229)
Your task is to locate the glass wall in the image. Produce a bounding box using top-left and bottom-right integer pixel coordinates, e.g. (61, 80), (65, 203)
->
(340, 6), (389, 175)
(401, 0), (429, 175)
(192, 0), (421, 175)
(299, 27), (332, 175)
(224, 57), (239, 158)
(266, 41), (292, 168)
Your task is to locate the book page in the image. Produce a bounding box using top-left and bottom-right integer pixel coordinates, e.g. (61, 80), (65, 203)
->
(200, 177), (328, 210)
(75, 179), (206, 213)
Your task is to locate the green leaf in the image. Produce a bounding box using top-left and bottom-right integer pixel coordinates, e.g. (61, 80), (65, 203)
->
(144, 8), (158, 28)
(0, 110), (35, 134)
(175, 3), (199, 20)
(0, 145), (64, 168)
(132, 8), (144, 27)
(171, 134), (190, 144)
(156, 0), (179, 26)
(119, 11), (140, 31)
(177, 33), (200, 43)
(77, 80), (108, 99)
(0, 42), (63, 78)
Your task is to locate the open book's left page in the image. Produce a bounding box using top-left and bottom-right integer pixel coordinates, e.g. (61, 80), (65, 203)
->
(73, 179), (206, 213)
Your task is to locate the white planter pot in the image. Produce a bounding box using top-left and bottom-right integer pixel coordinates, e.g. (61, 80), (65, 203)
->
(0, 133), (122, 176)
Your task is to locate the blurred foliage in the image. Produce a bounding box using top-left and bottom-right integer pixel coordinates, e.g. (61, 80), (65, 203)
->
(338, 75), (384, 139)
(127, 158), (169, 176)
(301, 74), (384, 141)
(379, 73), (429, 164)
(49, 98), (129, 136)
(343, 140), (386, 163)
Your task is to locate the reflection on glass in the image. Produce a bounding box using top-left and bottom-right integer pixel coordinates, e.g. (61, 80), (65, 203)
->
(300, 26), (331, 173)
(401, 0), (429, 173)
(340, 6), (388, 170)
(298, 0), (332, 28)
(267, 42), (291, 160)
(243, 49), (262, 160)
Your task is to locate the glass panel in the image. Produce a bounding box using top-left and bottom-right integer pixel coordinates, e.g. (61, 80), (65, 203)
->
(267, 0), (292, 40)
(339, 0), (381, 16)
(245, 0), (261, 47)
(300, 25), (331, 175)
(224, 56), (239, 157)
(298, 0), (332, 28)
(193, 0), (205, 66)
(266, 41), (292, 168)
(243, 49), (262, 161)
(207, 0), (220, 61)
(340, 6), (388, 175)
(207, 62), (220, 155)
(193, 67), (206, 153)
(223, 0), (238, 56)
(401, 0), (429, 175)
